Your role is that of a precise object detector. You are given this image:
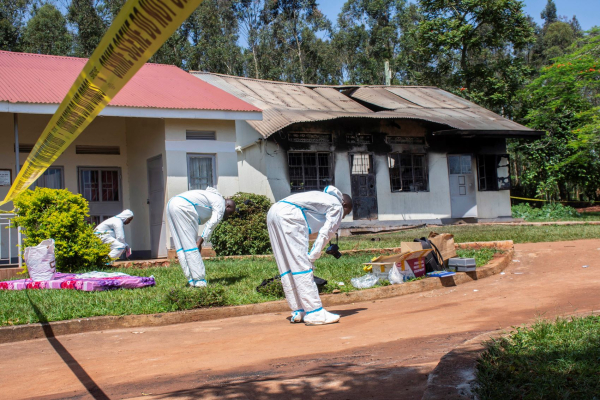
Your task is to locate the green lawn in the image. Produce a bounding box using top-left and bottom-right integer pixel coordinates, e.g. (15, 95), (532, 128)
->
(0, 248), (493, 327)
(338, 223), (600, 251)
(476, 316), (600, 399)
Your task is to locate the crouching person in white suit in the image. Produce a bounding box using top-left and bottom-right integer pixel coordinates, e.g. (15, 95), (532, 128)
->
(167, 187), (236, 287)
(267, 186), (353, 325)
(94, 210), (134, 260)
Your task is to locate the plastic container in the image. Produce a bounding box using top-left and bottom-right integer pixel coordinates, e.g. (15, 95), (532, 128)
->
(448, 257), (476, 272)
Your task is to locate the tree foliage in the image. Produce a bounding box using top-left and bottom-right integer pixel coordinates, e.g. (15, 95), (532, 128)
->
(0, 0), (28, 51)
(512, 28), (600, 200)
(414, 0), (535, 117)
(67, 0), (106, 57)
(22, 3), (72, 55)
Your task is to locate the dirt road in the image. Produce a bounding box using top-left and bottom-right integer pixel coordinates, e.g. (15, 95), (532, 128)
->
(1, 240), (599, 400)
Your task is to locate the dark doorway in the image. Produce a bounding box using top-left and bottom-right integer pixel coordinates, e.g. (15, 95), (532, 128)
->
(349, 153), (378, 220)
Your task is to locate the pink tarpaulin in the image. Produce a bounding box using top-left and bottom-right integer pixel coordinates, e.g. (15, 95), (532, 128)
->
(0, 272), (155, 292)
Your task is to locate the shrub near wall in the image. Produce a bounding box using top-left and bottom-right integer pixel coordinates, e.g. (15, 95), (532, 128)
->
(12, 188), (110, 272)
(211, 193), (272, 256)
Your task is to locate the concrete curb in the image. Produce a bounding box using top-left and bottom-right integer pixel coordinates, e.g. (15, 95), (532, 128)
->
(421, 330), (503, 400)
(0, 243), (513, 344)
(114, 240), (514, 268)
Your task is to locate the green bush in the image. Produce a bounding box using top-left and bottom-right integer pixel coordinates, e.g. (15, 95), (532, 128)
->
(512, 202), (580, 221)
(12, 188), (110, 272)
(165, 285), (227, 310)
(210, 192), (272, 256)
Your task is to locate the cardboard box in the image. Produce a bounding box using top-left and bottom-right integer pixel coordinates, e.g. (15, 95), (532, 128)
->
(401, 241), (423, 253)
(364, 250), (432, 281)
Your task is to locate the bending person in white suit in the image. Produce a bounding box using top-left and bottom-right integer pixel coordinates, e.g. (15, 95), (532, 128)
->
(167, 187), (236, 287)
(267, 186), (353, 325)
(94, 210), (134, 260)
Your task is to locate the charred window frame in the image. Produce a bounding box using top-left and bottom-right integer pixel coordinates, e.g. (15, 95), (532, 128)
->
(477, 154), (511, 191)
(288, 152), (333, 192)
(388, 153), (428, 192)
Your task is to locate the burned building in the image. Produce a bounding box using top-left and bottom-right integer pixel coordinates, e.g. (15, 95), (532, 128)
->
(192, 72), (542, 226)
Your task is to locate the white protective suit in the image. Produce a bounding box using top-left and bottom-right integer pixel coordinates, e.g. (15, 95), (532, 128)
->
(267, 186), (345, 324)
(166, 187), (226, 286)
(94, 210), (133, 259)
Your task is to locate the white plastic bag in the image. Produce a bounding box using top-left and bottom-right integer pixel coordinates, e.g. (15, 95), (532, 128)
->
(351, 274), (379, 289)
(388, 264), (404, 285)
(24, 239), (56, 281)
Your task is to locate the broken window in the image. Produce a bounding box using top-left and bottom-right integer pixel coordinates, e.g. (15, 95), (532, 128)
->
(388, 153), (428, 192)
(288, 152), (332, 192)
(477, 154), (511, 191)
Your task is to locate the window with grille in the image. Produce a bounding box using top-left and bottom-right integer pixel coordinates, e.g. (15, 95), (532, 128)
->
(79, 168), (120, 202)
(288, 152), (332, 192)
(188, 154), (215, 190)
(477, 154), (511, 191)
(388, 153), (428, 192)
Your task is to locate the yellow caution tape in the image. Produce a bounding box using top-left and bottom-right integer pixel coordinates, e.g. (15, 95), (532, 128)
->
(511, 196), (597, 203)
(1, 0), (205, 209)
(510, 196), (550, 202)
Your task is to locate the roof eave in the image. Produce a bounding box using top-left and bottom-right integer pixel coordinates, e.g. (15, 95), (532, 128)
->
(431, 129), (545, 138)
(0, 102), (262, 121)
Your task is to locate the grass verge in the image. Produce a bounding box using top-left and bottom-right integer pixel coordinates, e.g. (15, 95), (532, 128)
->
(475, 316), (600, 399)
(1, 249), (497, 326)
(338, 223), (600, 251)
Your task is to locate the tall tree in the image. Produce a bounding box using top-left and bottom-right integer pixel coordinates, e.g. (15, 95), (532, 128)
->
(414, 0), (535, 117)
(258, 0), (336, 83)
(334, 0), (411, 85)
(236, 0), (263, 78)
(67, 0), (105, 57)
(22, 3), (72, 56)
(0, 0), (28, 51)
(540, 0), (557, 27)
(185, 0), (243, 75)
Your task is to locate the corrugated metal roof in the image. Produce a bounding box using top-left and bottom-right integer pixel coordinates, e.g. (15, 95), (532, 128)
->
(0, 51), (260, 113)
(192, 72), (537, 138)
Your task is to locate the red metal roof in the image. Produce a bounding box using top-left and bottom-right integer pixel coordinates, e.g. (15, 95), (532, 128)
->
(0, 51), (261, 113)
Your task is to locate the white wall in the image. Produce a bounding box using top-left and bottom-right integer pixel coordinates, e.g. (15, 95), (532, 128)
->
(376, 151), (453, 220)
(164, 119), (239, 248)
(476, 190), (512, 218)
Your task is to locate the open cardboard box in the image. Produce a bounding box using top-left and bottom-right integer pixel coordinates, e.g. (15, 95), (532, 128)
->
(364, 249), (432, 280)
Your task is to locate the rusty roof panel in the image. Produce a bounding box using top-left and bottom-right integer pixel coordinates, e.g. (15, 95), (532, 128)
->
(351, 87), (419, 109)
(192, 72), (536, 138)
(311, 87), (373, 112)
(385, 87), (463, 109)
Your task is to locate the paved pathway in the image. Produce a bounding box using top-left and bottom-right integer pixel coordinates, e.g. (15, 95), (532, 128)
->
(1, 239), (599, 400)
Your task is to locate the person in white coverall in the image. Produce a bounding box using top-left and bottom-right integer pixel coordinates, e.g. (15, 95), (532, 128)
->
(166, 187), (236, 287)
(267, 186), (353, 326)
(94, 210), (134, 260)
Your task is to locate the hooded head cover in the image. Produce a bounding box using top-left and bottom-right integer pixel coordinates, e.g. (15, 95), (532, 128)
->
(205, 186), (223, 198)
(323, 186), (343, 203)
(116, 209), (134, 221)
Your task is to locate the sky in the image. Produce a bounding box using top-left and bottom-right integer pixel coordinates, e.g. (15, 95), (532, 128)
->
(319, 0), (599, 31)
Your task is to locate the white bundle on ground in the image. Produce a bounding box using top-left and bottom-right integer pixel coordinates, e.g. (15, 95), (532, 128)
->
(24, 239), (56, 281)
(351, 274), (379, 289)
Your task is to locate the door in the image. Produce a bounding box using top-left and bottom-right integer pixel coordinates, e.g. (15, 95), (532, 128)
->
(147, 155), (166, 258)
(349, 153), (378, 220)
(79, 167), (123, 225)
(448, 155), (477, 218)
